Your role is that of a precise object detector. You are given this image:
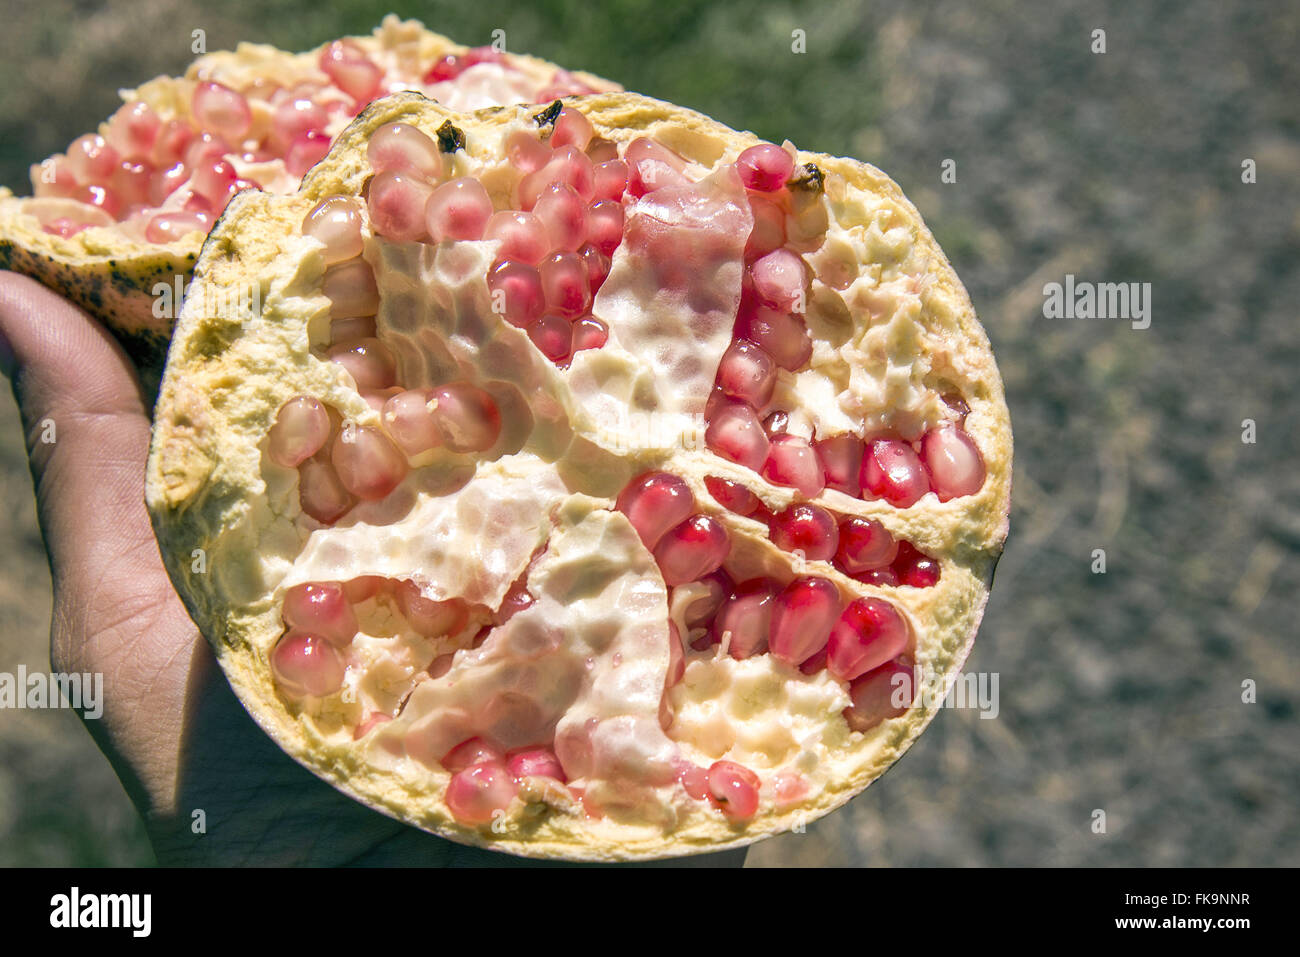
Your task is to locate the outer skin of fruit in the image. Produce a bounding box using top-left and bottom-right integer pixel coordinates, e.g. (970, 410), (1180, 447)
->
(145, 91), (1013, 861)
(0, 16), (617, 380)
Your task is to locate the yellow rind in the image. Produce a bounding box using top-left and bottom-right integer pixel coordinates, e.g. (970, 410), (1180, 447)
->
(146, 91), (1013, 861)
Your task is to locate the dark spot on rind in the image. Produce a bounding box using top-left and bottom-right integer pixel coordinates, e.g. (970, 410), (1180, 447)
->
(532, 100), (562, 127)
(789, 163), (825, 193)
(436, 120), (466, 153)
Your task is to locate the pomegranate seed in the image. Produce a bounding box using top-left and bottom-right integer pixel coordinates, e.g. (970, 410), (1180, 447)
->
(518, 146), (596, 208)
(615, 472), (695, 551)
(327, 338), (396, 391)
(273, 96), (329, 147)
(861, 437), (931, 507)
(367, 122), (442, 180)
(826, 597), (910, 682)
(321, 259), (380, 317)
(507, 747), (567, 782)
(770, 503), (838, 561)
(430, 383), (502, 452)
(654, 515), (730, 587)
(716, 338), (776, 408)
(148, 162), (189, 206)
(425, 177), (493, 242)
(586, 200), (624, 255)
(677, 761), (710, 800)
(505, 128), (550, 174)
(144, 210), (211, 244)
(192, 82), (252, 143)
(494, 579), (534, 625)
(320, 40), (383, 103)
(268, 396), (331, 468)
(445, 762), (518, 823)
(539, 251), (591, 318)
(750, 248), (808, 312)
(487, 259), (545, 328)
(382, 389), (443, 456)
(367, 170), (433, 242)
(42, 219), (86, 238)
(704, 475), (760, 516)
(190, 158), (238, 206)
(285, 130), (331, 177)
(799, 648), (828, 675)
(893, 542), (940, 588)
(816, 435), (864, 497)
(624, 137), (689, 197)
(301, 195), (364, 264)
(282, 582), (358, 647)
(592, 159), (629, 201)
(330, 425), (408, 500)
(761, 433), (826, 497)
(396, 580), (470, 637)
(528, 313), (574, 363)
(705, 401), (770, 471)
(442, 737), (505, 773)
(844, 659), (915, 732)
(423, 53), (466, 83)
(835, 516), (899, 572)
(550, 106), (595, 151)
(532, 182), (590, 252)
(183, 131), (229, 171)
(151, 119), (194, 167)
(298, 455), (354, 524)
(854, 567), (899, 587)
(921, 425), (986, 501)
(343, 576), (387, 603)
(571, 315), (609, 352)
(736, 143), (795, 192)
(736, 292), (813, 370)
(707, 761), (760, 819)
(768, 576), (842, 666)
(712, 578), (777, 658)
(484, 210), (549, 265)
(763, 410), (790, 435)
(745, 195), (786, 260)
(271, 633), (345, 698)
(577, 243), (611, 294)
(105, 102), (161, 161)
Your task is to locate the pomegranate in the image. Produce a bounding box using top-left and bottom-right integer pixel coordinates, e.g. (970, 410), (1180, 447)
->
(145, 91), (1012, 860)
(0, 15), (619, 375)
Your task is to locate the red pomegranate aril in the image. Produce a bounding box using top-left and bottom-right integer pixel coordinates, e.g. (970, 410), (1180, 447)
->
(893, 541), (940, 588)
(528, 313), (574, 363)
(327, 338), (396, 391)
(712, 578), (777, 659)
(446, 762), (519, 823)
(586, 199), (624, 255)
(761, 433), (826, 497)
(321, 259), (380, 317)
(396, 579), (470, 637)
(331, 425), (408, 500)
(106, 101), (161, 161)
(320, 40), (383, 103)
(592, 159), (629, 201)
(302, 195), (364, 264)
(844, 659), (915, 732)
(285, 130), (331, 177)
(271, 632), (345, 698)
(577, 244), (611, 294)
(654, 514), (730, 587)
(769, 576), (842, 666)
(835, 516), (899, 572)
(571, 315), (609, 352)
(854, 567), (899, 587)
(736, 143), (795, 193)
(615, 471), (695, 551)
(816, 434), (864, 497)
(799, 648), (828, 675)
(677, 761), (709, 800)
(737, 294), (813, 370)
(624, 137), (689, 198)
(442, 737), (505, 774)
(861, 437), (932, 507)
(716, 338), (776, 408)
(539, 251), (591, 318)
(298, 455), (354, 524)
(745, 195), (787, 260)
(533, 183), (589, 252)
(551, 106), (594, 150)
(518, 146), (595, 208)
(268, 396), (331, 468)
(705, 401), (770, 471)
(707, 761), (760, 819)
(826, 597), (910, 682)
(770, 503), (838, 561)
(192, 82), (252, 143)
(282, 582), (358, 647)
(507, 747), (568, 782)
(484, 210), (549, 265)
(144, 210), (210, 244)
(430, 383), (502, 452)
(426, 177), (493, 242)
(505, 128), (550, 174)
(382, 389), (442, 456)
(921, 425), (986, 501)
(367, 121), (442, 179)
(487, 259), (545, 328)
(190, 158), (238, 206)
(367, 170), (433, 242)
(750, 248), (808, 312)
(704, 475), (761, 516)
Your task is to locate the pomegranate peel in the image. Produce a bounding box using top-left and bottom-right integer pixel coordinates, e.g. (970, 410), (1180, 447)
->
(145, 91), (1012, 861)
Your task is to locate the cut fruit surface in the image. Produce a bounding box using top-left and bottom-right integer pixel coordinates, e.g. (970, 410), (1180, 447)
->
(145, 90), (1012, 861)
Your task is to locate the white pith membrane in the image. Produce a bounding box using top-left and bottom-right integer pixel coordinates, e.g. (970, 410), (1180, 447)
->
(147, 92), (1010, 859)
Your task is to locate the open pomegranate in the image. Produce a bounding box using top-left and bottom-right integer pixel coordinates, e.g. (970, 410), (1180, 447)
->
(0, 15), (615, 369)
(145, 90), (1012, 860)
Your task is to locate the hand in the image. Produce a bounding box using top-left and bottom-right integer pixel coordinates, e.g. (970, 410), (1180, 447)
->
(0, 272), (747, 868)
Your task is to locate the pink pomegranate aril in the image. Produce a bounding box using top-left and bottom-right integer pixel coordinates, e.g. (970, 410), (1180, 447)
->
(190, 158), (239, 206)
(144, 210), (211, 244)
(578, 244), (611, 294)
(844, 658), (915, 732)
(330, 425), (408, 500)
(282, 582), (358, 647)
(854, 567), (899, 587)
(183, 131), (229, 171)
(397, 580), (470, 637)
(342, 575), (387, 603)
(750, 248), (809, 312)
(429, 383), (502, 452)
(487, 259), (545, 328)
(745, 195), (787, 261)
(550, 106), (594, 151)
(712, 578), (777, 659)
(799, 647), (828, 675)
(592, 159), (629, 202)
(321, 259), (380, 317)
(861, 437), (932, 507)
(705, 401), (770, 471)
(826, 597), (910, 682)
(704, 475), (761, 516)
(893, 541), (941, 588)
(835, 516), (899, 573)
(148, 162), (189, 206)
(677, 761), (710, 800)
(507, 747), (568, 782)
(518, 146), (595, 208)
(586, 199), (624, 255)
(106, 101), (161, 161)
(271, 632), (345, 698)
(533, 183), (590, 252)
(505, 128), (550, 175)
(445, 762), (519, 824)
(151, 119), (194, 167)
(382, 389), (442, 456)
(761, 433), (826, 497)
(319, 40), (383, 103)
(770, 503), (839, 561)
(327, 338), (396, 391)
(736, 295), (813, 371)
(302, 195), (364, 264)
(273, 96), (329, 147)
(624, 137), (689, 198)
(268, 396), (331, 468)
(736, 143), (795, 193)
(768, 576), (842, 666)
(571, 315), (609, 352)
(192, 82), (252, 143)
(367, 170), (433, 242)
(716, 338), (776, 408)
(442, 737), (505, 774)
(484, 210), (549, 265)
(539, 251), (591, 317)
(921, 425), (986, 501)
(654, 514), (730, 587)
(707, 761), (760, 820)
(426, 177), (493, 242)
(528, 313), (574, 364)
(616, 471), (695, 551)
(367, 122), (443, 179)
(298, 454), (354, 524)
(816, 435), (864, 497)
(285, 130), (332, 177)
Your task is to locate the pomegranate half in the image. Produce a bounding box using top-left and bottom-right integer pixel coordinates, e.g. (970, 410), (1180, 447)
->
(0, 15), (616, 371)
(145, 90), (1013, 860)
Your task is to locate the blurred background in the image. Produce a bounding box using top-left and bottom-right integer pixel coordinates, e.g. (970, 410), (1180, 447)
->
(1, 0), (1297, 866)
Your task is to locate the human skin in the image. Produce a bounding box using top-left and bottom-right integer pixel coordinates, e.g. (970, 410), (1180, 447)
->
(0, 271), (746, 867)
